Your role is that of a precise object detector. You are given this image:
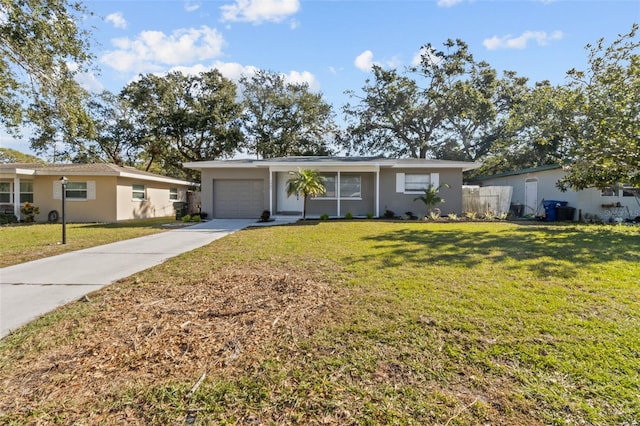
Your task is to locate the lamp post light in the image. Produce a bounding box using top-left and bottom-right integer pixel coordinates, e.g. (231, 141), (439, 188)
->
(60, 176), (67, 244)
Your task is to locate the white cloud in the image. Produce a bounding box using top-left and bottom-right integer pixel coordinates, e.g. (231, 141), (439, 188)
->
(184, 1), (200, 12)
(220, 0), (300, 24)
(105, 12), (127, 29)
(354, 50), (376, 72)
(483, 30), (564, 50)
(156, 62), (318, 92)
(411, 46), (442, 66)
(437, 0), (463, 7)
(66, 62), (104, 93)
(169, 61), (259, 82)
(284, 70), (319, 91)
(101, 26), (225, 74)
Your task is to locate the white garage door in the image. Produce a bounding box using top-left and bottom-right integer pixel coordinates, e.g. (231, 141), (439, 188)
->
(213, 179), (264, 218)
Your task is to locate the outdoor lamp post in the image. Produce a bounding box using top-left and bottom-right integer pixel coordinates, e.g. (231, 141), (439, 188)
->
(60, 176), (67, 244)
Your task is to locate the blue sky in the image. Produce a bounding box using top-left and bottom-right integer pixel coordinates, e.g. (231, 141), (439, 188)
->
(3, 0), (639, 157)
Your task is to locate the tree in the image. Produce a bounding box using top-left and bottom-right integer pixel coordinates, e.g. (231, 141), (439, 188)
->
(0, 0), (94, 147)
(0, 147), (45, 164)
(558, 24), (639, 190)
(413, 183), (449, 216)
(474, 81), (574, 177)
(80, 91), (142, 166)
(241, 70), (336, 158)
(121, 70), (245, 181)
(285, 169), (326, 219)
(343, 39), (494, 159)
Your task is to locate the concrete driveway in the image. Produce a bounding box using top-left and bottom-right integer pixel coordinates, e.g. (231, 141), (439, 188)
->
(0, 219), (260, 339)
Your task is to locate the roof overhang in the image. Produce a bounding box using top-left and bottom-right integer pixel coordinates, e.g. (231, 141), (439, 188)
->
(184, 158), (483, 172)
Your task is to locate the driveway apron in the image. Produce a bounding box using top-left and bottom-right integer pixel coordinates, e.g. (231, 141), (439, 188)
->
(0, 219), (254, 339)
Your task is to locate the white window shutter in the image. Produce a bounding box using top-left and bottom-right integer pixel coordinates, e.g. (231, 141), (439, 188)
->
(53, 181), (61, 200)
(87, 181), (96, 200)
(396, 173), (405, 193)
(431, 173), (440, 188)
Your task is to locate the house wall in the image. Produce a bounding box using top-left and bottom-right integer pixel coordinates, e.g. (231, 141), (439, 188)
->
(379, 168), (463, 216)
(473, 168), (640, 220)
(35, 175), (118, 223)
(116, 177), (187, 221)
(199, 168), (270, 217)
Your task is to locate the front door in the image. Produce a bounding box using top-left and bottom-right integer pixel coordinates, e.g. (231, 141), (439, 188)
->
(277, 172), (303, 214)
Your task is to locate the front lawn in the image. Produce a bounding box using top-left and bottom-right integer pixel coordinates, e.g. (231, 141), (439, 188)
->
(0, 218), (176, 268)
(0, 222), (638, 424)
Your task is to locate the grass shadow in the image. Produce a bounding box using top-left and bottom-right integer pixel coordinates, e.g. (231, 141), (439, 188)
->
(343, 223), (640, 279)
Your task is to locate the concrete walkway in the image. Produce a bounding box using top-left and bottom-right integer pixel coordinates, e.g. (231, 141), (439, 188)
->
(0, 218), (296, 339)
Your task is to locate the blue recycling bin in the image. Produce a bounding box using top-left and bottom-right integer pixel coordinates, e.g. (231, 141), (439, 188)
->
(542, 200), (568, 221)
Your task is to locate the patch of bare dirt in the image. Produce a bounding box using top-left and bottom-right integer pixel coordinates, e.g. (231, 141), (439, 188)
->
(0, 263), (339, 421)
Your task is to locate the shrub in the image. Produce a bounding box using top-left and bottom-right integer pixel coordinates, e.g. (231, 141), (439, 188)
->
(428, 210), (441, 221)
(181, 214), (191, 223)
(484, 211), (496, 220)
(344, 212), (353, 219)
(447, 212), (458, 221)
(320, 214), (329, 220)
(366, 212), (374, 219)
(498, 212), (509, 220)
(259, 210), (271, 222)
(20, 202), (40, 223)
(403, 211), (417, 220)
(383, 209), (395, 219)
(0, 214), (18, 225)
(465, 211), (478, 220)
(191, 215), (201, 222)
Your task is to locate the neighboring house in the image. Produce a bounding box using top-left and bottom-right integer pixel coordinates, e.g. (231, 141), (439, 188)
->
(0, 163), (192, 222)
(467, 165), (640, 221)
(183, 156), (481, 219)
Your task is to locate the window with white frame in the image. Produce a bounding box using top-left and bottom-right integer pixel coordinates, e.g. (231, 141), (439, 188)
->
(621, 183), (638, 197)
(132, 184), (145, 200)
(66, 182), (88, 199)
(0, 182), (11, 203)
(316, 174), (336, 198)
(340, 175), (362, 198)
(20, 181), (33, 203)
(600, 186), (616, 197)
(169, 187), (178, 200)
(404, 174), (431, 193)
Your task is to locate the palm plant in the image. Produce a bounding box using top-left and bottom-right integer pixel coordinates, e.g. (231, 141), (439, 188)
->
(414, 183), (450, 217)
(286, 169), (326, 219)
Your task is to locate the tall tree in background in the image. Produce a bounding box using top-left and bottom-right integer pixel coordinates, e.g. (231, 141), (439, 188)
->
(121, 70), (244, 181)
(81, 91), (141, 166)
(241, 70), (336, 158)
(475, 81), (575, 176)
(558, 24), (639, 190)
(439, 69), (529, 163)
(0, 0), (94, 151)
(0, 147), (45, 164)
(343, 39), (490, 159)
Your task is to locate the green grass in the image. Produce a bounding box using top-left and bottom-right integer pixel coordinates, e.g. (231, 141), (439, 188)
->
(0, 221), (638, 425)
(0, 217), (176, 267)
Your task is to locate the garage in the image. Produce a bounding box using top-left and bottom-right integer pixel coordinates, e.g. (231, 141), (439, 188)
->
(213, 179), (264, 218)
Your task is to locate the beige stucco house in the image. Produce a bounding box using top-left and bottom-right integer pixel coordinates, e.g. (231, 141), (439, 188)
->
(184, 156), (481, 219)
(0, 163), (192, 223)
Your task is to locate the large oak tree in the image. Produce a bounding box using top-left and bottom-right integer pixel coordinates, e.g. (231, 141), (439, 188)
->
(0, 0), (94, 149)
(240, 70), (336, 159)
(121, 70), (244, 181)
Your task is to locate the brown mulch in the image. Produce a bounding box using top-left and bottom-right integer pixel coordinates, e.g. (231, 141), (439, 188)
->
(0, 263), (340, 421)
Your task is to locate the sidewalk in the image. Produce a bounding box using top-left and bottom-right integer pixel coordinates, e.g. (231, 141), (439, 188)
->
(0, 219), (281, 339)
